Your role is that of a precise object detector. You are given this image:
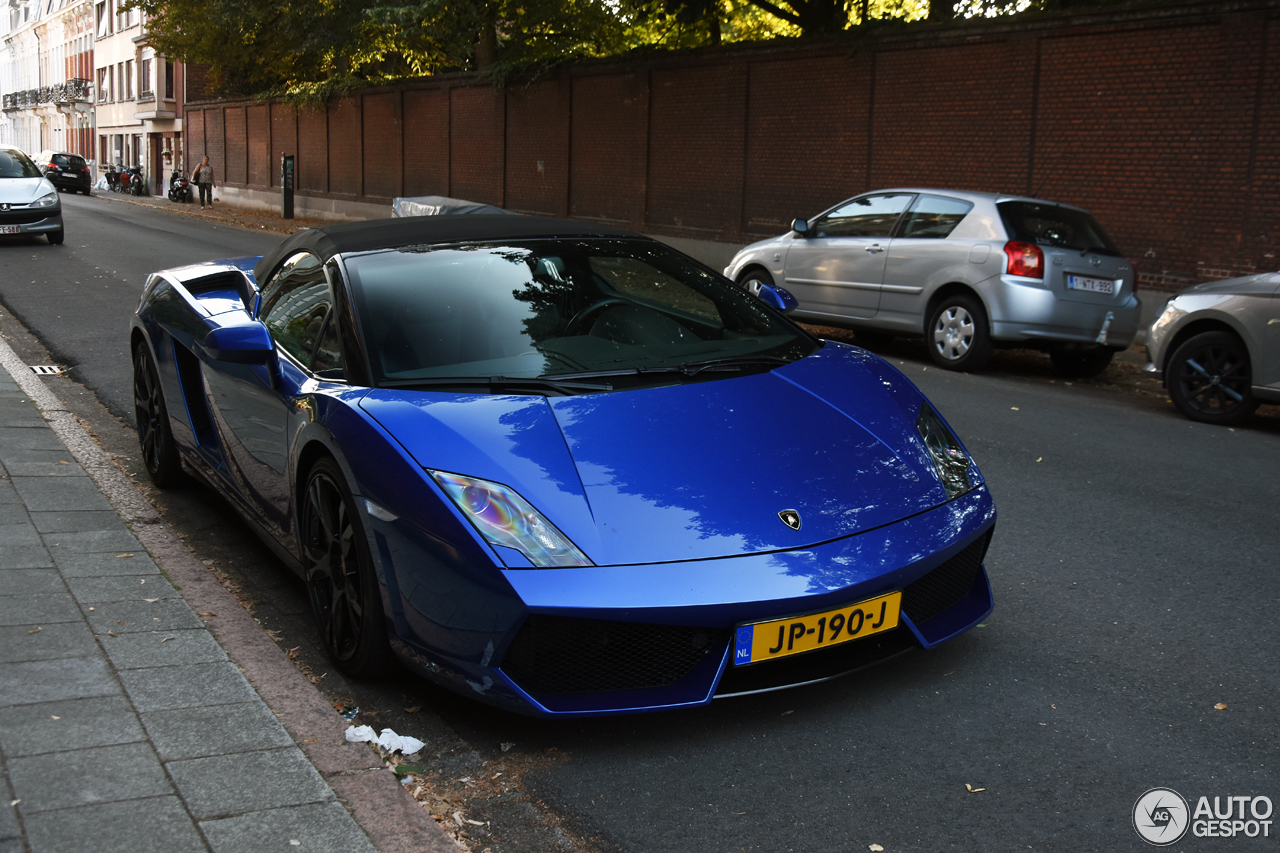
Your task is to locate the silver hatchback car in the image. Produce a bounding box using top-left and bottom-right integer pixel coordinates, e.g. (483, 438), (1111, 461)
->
(725, 189), (1141, 375)
(1144, 270), (1280, 425)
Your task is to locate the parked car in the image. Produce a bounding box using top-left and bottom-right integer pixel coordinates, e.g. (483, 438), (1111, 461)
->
(130, 215), (996, 717)
(1144, 270), (1280, 425)
(725, 189), (1141, 376)
(35, 150), (92, 195)
(0, 148), (64, 244)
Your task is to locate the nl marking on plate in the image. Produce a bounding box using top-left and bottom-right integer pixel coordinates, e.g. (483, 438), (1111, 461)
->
(734, 591), (901, 666)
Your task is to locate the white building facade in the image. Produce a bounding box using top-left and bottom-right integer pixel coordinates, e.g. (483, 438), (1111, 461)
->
(94, 0), (184, 194)
(1, 0), (95, 160)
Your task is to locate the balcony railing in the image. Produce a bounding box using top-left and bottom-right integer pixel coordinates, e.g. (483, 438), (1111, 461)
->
(2, 78), (93, 110)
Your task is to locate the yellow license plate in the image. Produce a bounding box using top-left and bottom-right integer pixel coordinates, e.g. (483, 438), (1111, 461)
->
(733, 591), (901, 665)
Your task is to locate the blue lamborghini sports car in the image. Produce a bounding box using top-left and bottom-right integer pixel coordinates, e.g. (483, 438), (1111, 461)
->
(129, 215), (996, 717)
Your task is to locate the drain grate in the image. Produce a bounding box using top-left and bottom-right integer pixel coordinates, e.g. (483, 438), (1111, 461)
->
(29, 365), (62, 375)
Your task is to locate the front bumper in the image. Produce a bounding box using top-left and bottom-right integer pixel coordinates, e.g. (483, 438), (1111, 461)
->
(0, 209), (63, 235)
(379, 485), (996, 717)
(988, 277), (1141, 348)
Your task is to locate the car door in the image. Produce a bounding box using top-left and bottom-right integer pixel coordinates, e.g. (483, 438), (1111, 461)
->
(782, 192), (914, 321)
(879, 194), (977, 327)
(202, 251), (340, 539)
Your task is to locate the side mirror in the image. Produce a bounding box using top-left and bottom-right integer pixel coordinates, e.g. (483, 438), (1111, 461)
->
(201, 322), (276, 364)
(756, 283), (799, 315)
(791, 218), (809, 237)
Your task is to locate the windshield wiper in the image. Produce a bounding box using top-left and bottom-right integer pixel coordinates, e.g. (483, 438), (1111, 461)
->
(381, 375), (613, 395)
(676, 354), (795, 375)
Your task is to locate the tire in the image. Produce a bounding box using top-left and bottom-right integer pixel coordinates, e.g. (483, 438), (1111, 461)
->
(1049, 344), (1116, 378)
(46, 229), (64, 245)
(300, 458), (394, 677)
(1166, 331), (1258, 426)
(736, 267), (774, 299)
(132, 342), (182, 485)
(926, 293), (993, 371)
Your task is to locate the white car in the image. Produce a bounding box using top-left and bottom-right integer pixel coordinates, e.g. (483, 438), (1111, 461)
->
(0, 148), (64, 245)
(725, 188), (1141, 376)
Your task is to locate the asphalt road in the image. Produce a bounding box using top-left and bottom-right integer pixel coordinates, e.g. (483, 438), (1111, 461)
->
(1, 193), (1277, 852)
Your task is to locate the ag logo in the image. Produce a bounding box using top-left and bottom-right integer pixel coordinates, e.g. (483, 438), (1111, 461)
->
(1134, 788), (1189, 845)
(778, 509), (801, 531)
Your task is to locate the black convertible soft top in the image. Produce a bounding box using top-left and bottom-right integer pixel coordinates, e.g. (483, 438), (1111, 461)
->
(252, 214), (641, 283)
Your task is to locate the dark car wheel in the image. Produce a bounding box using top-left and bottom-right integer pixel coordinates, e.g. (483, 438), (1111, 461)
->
(132, 343), (182, 485)
(1167, 331), (1259, 426)
(927, 294), (993, 371)
(736, 267), (774, 299)
(301, 458), (394, 677)
(1049, 344), (1116, 378)
(47, 229), (64, 245)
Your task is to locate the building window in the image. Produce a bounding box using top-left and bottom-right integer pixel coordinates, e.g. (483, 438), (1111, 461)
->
(95, 0), (109, 38)
(97, 67), (109, 102)
(125, 60), (134, 100)
(164, 59), (174, 100)
(139, 58), (151, 98)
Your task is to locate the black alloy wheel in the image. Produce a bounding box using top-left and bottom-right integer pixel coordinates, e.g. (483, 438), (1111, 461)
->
(301, 458), (393, 677)
(1167, 331), (1258, 426)
(132, 343), (182, 485)
(1049, 344), (1116, 378)
(926, 293), (993, 372)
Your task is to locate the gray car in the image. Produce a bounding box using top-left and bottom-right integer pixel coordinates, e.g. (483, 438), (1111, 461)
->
(0, 148), (64, 245)
(1144, 271), (1280, 425)
(725, 188), (1141, 376)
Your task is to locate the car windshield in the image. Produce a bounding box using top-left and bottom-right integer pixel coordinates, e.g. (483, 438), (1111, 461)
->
(344, 238), (817, 392)
(0, 150), (43, 179)
(998, 201), (1123, 256)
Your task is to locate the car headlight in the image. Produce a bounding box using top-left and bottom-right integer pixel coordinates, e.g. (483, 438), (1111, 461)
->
(32, 191), (59, 208)
(917, 404), (972, 500)
(430, 471), (592, 568)
(1149, 298), (1185, 340)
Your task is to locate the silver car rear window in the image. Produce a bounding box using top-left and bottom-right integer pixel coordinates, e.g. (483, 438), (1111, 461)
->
(998, 201), (1123, 256)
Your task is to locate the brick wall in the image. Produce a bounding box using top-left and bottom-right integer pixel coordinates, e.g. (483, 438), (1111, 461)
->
(185, 0), (1280, 291)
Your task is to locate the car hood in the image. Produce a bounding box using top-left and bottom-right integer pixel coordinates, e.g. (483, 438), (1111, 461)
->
(1176, 271), (1280, 297)
(0, 177), (55, 203)
(359, 344), (959, 566)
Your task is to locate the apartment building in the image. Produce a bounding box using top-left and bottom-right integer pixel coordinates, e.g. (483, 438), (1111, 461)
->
(1, 0), (94, 159)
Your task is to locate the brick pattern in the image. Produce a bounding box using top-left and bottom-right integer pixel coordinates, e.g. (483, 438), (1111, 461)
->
(247, 104), (270, 188)
(329, 98), (362, 197)
(269, 102), (298, 189)
(569, 72), (648, 225)
(203, 109), (224, 186)
(362, 93), (402, 200)
(505, 79), (570, 216)
(450, 87), (504, 205)
(403, 88), (449, 197)
(185, 111), (205, 172)
(1249, 16), (1280, 272)
(224, 107), (247, 185)
(297, 107), (328, 194)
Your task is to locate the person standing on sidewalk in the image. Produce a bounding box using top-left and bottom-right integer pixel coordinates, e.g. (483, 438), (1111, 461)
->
(193, 156), (215, 208)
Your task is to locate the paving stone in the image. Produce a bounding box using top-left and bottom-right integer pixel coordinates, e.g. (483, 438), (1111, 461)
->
(0, 657), (119, 707)
(99, 629), (227, 670)
(0, 545), (53, 569)
(23, 796), (207, 853)
(66, 574), (175, 605)
(0, 695), (145, 757)
(0, 409), (46, 428)
(0, 428), (63, 452)
(0, 774), (16, 841)
(10, 477), (113, 512)
(119, 661), (260, 712)
(0, 591), (82, 626)
(43, 529), (144, 554)
(29, 510), (128, 533)
(86, 598), (202, 634)
(0, 483), (21, 505)
(0, 621), (98, 663)
(200, 801), (378, 853)
(8, 742), (172, 812)
(54, 550), (160, 577)
(0, 523), (42, 548)
(167, 746), (332, 820)
(142, 701), (294, 762)
(0, 568), (65, 595)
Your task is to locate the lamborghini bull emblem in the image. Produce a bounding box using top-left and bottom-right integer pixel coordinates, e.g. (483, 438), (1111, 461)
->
(778, 509), (801, 531)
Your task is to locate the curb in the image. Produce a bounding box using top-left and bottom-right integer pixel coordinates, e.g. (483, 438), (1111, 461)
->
(0, 319), (460, 851)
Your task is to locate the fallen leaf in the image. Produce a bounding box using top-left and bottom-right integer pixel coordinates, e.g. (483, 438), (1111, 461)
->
(965, 783), (986, 793)
(869, 845), (884, 852)
(160, 636), (175, 642)
(198, 612), (215, 617)
(9, 799), (18, 807)
(57, 460), (69, 465)
(50, 715), (60, 720)
(139, 579), (145, 584)
(404, 705), (421, 714)
(781, 710), (794, 716)
(87, 607), (94, 611)
(143, 598), (160, 603)
(1011, 406), (1020, 411)
(1036, 457), (1043, 462)
(115, 553), (133, 558)
(27, 627), (41, 634)
(107, 631), (117, 637)
(732, 811), (747, 815)
(1051, 704), (1056, 709)
(1214, 703), (1228, 710)
(290, 842), (301, 848)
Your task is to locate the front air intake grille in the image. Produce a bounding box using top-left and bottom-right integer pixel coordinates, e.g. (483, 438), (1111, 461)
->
(901, 530), (991, 626)
(502, 616), (726, 696)
(0, 209), (51, 225)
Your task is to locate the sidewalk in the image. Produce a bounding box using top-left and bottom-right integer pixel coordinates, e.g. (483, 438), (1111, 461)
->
(0, 332), (455, 850)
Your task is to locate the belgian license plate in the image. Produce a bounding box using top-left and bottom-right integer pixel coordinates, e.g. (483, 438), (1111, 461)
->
(0, 225), (19, 235)
(734, 591), (901, 665)
(1067, 274), (1115, 294)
